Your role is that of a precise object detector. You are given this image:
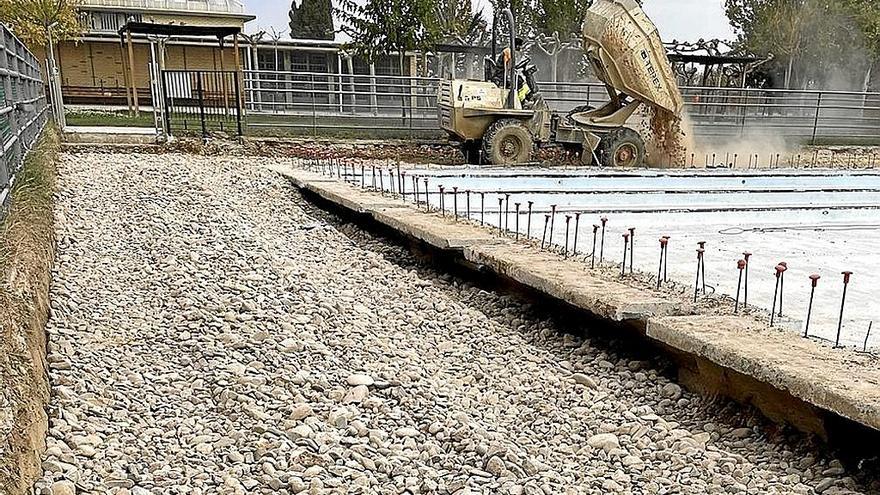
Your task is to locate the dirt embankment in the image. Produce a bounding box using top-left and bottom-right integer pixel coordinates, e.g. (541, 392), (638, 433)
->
(0, 127), (58, 493)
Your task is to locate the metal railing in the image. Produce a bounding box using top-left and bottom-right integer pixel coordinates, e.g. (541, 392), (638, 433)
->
(0, 24), (49, 212)
(243, 70), (880, 143)
(161, 69), (243, 138)
(79, 0), (246, 14)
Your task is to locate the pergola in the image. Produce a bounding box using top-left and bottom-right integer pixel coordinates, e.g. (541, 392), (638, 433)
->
(117, 22), (243, 114)
(668, 53), (764, 87)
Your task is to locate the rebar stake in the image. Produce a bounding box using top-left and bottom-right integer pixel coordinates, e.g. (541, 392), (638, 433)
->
(778, 261), (787, 317)
(504, 194), (511, 231)
(697, 241), (707, 294)
(770, 264), (785, 326)
(413, 176), (419, 205)
(662, 236), (670, 282)
(628, 227), (635, 275)
(423, 178), (429, 211)
(599, 216), (608, 264)
(591, 225), (599, 269)
(541, 215), (550, 249)
(400, 171), (407, 202)
(734, 259), (746, 313)
(804, 274), (820, 338)
(564, 215), (572, 258)
(621, 233), (630, 276)
(514, 203), (521, 240)
(497, 197), (504, 236)
(526, 201), (533, 238)
(835, 271), (853, 347)
(694, 249), (705, 303)
(742, 251), (752, 306)
(657, 237), (668, 289)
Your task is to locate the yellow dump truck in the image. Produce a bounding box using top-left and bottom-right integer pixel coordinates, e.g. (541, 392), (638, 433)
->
(438, 0), (684, 167)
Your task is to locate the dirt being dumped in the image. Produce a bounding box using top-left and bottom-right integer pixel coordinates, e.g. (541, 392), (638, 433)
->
(645, 108), (694, 167)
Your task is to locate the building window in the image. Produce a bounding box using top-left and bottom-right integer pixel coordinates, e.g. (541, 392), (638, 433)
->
(291, 52), (330, 73)
(88, 12), (142, 32)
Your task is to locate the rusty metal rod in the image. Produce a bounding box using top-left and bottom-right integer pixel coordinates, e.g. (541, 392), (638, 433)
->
(835, 271), (853, 347)
(804, 274), (820, 338)
(515, 203), (521, 240)
(735, 259), (745, 313)
(628, 227), (635, 275)
(541, 215), (550, 249)
(694, 249), (704, 303)
(591, 225), (599, 268)
(497, 197), (504, 235)
(564, 215), (571, 257)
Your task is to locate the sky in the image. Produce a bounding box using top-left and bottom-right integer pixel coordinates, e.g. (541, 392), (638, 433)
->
(242, 0), (735, 42)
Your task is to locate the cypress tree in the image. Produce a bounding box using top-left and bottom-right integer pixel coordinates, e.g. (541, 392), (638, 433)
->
(289, 0), (335, 40)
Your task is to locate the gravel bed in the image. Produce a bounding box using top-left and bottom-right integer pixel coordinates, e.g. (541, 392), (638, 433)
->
(33, 152), (873, 495)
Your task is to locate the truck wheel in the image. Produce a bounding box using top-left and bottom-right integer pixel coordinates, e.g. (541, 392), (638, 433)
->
(483, 119), (534, 165)
(461, 141), (483, 165)
(597, 128), (646, 168)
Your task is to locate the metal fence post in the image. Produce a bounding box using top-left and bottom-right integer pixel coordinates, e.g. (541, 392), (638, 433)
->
(0, 24), (48, 212)
(0, 28), (8, 200)
(196, 72), (207, 139)
(233, 70), (243, 138)
(161, 70), (172, 137)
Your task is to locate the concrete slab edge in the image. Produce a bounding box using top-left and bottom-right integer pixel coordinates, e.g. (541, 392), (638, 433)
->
(647, 316), (880, 432)
(277, 165), (880, 434)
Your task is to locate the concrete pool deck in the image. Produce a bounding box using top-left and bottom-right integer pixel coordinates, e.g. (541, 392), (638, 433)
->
(272, 164), (880, 439)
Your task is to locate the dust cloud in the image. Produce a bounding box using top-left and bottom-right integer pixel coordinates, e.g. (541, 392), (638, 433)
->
(643, 110), (797, 169)
(644, 109), (695, 168)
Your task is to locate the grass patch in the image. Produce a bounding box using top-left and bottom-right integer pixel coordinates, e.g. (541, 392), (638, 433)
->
(0, 125), (58, 492)
(65, 109), (153, 128)
(0, 130), (58, 269)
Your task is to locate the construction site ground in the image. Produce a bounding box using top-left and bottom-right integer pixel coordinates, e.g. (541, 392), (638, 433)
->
(29, 144), (880, 494)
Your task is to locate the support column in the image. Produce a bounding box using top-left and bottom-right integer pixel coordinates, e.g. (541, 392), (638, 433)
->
(220, 39), (229, 113)
(126, 28), (139, 115)
(233, 34), (244, 116)
(119, 39), (133, 112)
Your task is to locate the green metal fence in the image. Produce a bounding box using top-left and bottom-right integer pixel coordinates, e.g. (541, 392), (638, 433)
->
(0, 23), (49, 211)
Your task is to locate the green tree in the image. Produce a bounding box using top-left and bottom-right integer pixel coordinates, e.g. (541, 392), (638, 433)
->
(427, 0), (488, 45)
(336, 0), (436, 73)
(0, 0), (83, 49)
(490, 0), (536, 38)
(535, 0), (592, 37)
(288, 0), (334, 40)
(725, 0), (864, 89)
(841, 0), (880, 90)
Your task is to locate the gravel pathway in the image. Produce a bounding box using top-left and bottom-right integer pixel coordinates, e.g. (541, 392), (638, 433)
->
(33, 152), (870, 495)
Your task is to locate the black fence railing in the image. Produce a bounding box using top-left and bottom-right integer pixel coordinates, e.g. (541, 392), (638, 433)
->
(0, 23), (49, 213)
(161, 69), (242, 138)
(242, 70), (880, 143)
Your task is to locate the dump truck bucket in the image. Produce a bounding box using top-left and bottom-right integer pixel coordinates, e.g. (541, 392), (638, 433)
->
(582, 0), (684, 117)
